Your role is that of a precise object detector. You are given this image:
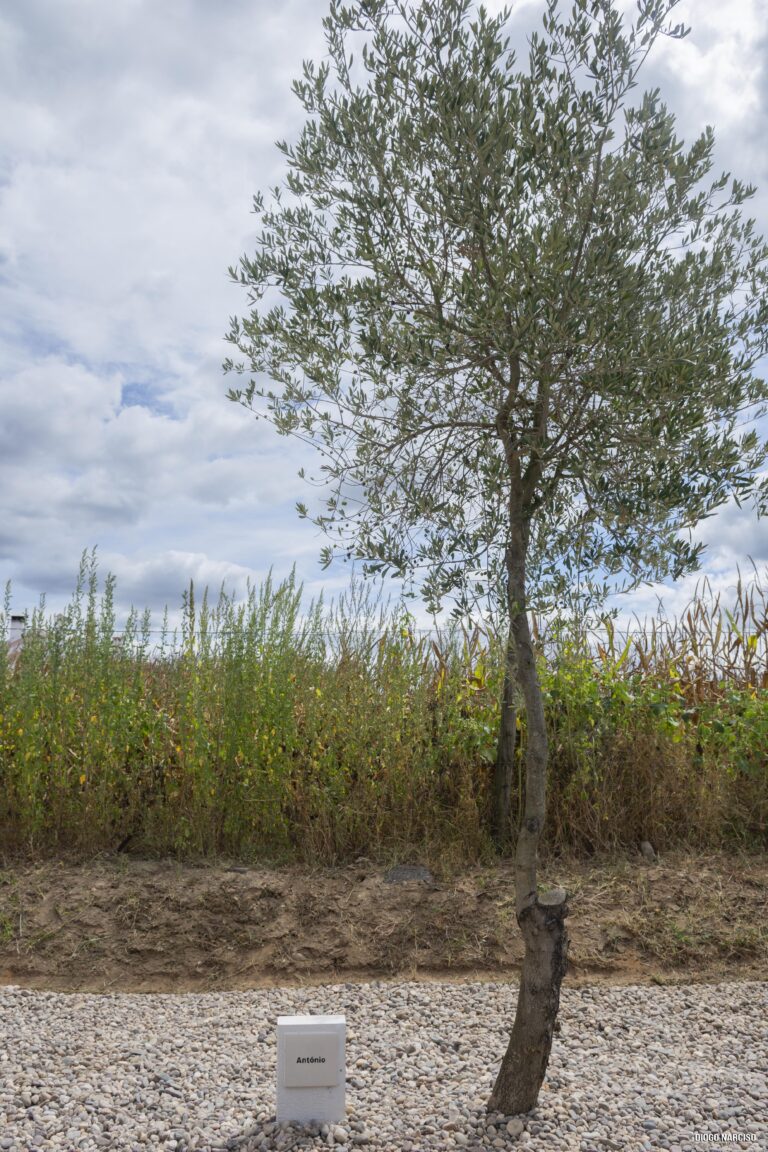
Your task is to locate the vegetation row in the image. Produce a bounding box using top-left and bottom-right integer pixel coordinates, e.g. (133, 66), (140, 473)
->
(1, 556), (766, 863)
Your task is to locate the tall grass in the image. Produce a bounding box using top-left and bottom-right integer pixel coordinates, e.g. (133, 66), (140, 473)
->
(1, 554), (766, 863)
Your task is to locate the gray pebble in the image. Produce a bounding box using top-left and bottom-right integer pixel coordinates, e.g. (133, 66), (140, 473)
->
(0, 981), (765, 1151)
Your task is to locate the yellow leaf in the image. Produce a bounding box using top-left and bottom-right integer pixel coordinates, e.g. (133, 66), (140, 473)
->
(79, 774), (86, 785)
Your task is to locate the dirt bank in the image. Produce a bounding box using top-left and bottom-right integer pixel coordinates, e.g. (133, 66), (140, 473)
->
(0, 850), (765, 993)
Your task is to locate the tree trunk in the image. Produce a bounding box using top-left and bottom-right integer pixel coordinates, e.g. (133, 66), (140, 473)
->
(488, 534), (569, 1116)
(488, 889), (568, 1114)
(491, 625), (517, 852)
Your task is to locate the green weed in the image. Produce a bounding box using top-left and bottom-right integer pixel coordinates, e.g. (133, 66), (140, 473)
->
(0, 554), (766, 863)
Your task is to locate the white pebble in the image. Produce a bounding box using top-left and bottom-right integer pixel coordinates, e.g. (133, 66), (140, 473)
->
(0, 981), (765, 1150)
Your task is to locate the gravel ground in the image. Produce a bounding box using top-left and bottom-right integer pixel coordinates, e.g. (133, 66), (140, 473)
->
(0, 980), (765, 1152)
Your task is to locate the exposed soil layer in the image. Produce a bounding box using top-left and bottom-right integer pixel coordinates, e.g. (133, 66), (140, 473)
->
(0, 850), (765, 993)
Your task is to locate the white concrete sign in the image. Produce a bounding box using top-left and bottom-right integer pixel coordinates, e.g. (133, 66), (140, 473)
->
(276, 1014), (345, 1123)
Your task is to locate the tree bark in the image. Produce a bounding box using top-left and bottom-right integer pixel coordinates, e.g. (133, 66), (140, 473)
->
(491, 624), (517, 852)
(488, 889), (569, 1114)
(488, 531), (569, 1116)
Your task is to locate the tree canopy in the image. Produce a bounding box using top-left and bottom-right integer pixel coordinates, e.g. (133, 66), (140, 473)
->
(225, 0), (768, 626)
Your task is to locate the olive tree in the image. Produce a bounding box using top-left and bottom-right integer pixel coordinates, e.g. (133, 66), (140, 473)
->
(224, 0), (768, 1114)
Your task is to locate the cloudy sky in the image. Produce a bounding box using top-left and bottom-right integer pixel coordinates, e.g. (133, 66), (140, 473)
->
(1, 0), (766, 639)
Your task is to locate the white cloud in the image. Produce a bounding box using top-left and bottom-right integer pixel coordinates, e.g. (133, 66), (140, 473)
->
(1, 0), (766, 640)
